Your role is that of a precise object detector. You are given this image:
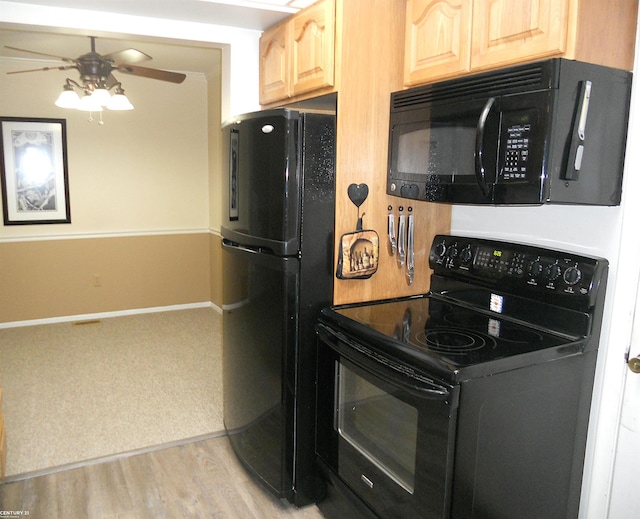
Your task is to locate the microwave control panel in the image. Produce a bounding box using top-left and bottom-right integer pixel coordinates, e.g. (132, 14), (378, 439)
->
(498, 109), (536, 183)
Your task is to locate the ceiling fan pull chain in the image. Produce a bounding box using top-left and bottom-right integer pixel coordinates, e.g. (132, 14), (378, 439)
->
(98, 112), (104, 125)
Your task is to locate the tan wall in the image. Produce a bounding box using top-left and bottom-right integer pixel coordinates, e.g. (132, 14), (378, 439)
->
(207, 52), (224, 309)
(209, 232), (223, 309)
(0, 234), (210, 323)
(0, 46), (225, 323)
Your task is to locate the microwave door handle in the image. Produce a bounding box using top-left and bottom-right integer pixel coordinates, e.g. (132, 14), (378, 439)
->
(475, 97), (497, 198)
(562, 80), (592, 181)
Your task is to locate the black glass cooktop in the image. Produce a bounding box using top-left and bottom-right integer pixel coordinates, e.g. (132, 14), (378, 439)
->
(323, 295), (577, 378)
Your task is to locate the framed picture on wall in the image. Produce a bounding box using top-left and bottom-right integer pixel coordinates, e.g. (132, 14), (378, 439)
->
(0, 117), (71, 225)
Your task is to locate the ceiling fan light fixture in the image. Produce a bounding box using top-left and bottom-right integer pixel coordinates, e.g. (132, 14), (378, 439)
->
(77, 93), (104, 112)
(107, 86), (134, 111)
(91, 87), (112, 106)
(55, 85), (80, 109)
(12, 36), (184, 118)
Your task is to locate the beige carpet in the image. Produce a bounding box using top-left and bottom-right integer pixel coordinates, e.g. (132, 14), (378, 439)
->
(0, 307), (223, 478)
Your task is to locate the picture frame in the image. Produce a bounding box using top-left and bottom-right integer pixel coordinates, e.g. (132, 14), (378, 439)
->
(0, 117), (71, 225)
(229, 128), (239, 221)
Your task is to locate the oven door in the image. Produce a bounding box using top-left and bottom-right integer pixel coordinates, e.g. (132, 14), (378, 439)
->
(316, 324), (459, 519)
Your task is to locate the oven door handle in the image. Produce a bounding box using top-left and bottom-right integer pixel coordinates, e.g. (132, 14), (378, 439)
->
(317, 324), (452, 401)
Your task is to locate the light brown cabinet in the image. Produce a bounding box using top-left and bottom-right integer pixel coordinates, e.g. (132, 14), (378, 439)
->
(259, 0), (336, 105)
(404, 0), (473, 83)
(470, 0), (570, 70)
(405, 0), (638, 86)
(259, 22), (289, 105)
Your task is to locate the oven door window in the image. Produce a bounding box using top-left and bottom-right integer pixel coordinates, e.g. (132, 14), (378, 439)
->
(316, 326), (458, 519)
(337, 361), (418, 494)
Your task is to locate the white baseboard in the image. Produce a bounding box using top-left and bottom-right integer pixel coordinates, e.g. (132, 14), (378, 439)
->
(0, 301), (222, 329)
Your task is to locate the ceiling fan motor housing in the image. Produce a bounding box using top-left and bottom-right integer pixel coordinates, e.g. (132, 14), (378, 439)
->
(78, 52), (114, 87)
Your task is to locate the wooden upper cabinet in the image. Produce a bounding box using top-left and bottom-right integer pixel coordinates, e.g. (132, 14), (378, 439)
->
(404, 0), (638, 86)
(259, 0), (336, 105)
(290, 0), (335, 96)
(259, 22), (289, 105)
(471, 0), (569, 71)
(405, 0), (472, 84)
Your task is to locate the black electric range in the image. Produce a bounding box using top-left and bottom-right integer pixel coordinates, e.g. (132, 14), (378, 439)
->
(321, 234), (607, 383)
(315, 235), (609, 519)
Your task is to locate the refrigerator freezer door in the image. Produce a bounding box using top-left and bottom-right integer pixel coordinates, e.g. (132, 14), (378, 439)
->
(222, 110), (300, 256)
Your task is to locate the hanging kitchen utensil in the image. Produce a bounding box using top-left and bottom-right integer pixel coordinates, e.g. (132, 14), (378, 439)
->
(397, 206), (406, 268)
(406, 207), (415, 285)
(336, 183), (379, 279)
(387, 205), (396, 256)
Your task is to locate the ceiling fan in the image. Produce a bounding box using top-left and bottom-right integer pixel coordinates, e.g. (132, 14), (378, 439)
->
(5, 36), (186, 113)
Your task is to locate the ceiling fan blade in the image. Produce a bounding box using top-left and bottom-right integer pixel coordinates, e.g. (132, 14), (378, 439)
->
(4, 45), (75, 62)
(103, 48), (152, 65)
(7, 65), (77, 75)
(117, 64), (186, 84)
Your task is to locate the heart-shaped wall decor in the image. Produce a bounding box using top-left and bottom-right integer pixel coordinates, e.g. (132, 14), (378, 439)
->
(347, 183), (369, 207)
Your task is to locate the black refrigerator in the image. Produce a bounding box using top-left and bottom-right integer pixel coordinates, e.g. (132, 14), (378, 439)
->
(221, 108), (336, 506)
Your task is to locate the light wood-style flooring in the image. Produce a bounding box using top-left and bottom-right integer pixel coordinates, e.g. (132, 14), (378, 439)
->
(0, 435), (324, 518)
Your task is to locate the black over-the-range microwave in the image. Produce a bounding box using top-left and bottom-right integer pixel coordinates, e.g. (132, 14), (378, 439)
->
(387, 58), (632, 205)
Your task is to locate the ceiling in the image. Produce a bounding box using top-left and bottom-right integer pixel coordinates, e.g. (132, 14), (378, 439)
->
(1, 0), (317, 31)
(0, 0), (316, 76)
(1, 30), (223, 76)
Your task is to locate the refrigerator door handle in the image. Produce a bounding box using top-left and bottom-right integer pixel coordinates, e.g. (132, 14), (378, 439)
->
(221, 226), (298, 256)
(222, 239), (299, 272)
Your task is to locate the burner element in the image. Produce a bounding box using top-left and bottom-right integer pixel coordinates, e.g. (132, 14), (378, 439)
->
(417, 329), (491, 354)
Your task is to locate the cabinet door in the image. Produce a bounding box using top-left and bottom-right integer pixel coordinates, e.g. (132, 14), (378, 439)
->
(259, 21), (290, 105)
(404, 0), (473, 85)
(290, 0), (335, 97)
(471, 0), (570, 71)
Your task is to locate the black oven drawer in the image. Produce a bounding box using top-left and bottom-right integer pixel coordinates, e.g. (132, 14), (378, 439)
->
(316, 323), (459, 519)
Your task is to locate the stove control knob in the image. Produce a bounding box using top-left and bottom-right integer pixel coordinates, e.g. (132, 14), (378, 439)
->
(433, 242), (447, 259)
(528, 261), (544, 277)
(460, 247), (473, 266)
(545, 263), (562, 281)
(563, 266), (582, 286)
(446, 245), (458, 259)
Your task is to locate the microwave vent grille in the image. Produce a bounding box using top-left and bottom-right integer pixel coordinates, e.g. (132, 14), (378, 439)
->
(393, 64), (549, 109)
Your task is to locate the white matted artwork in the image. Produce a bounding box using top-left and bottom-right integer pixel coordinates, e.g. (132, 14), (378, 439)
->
(0, 117), (70, 225)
